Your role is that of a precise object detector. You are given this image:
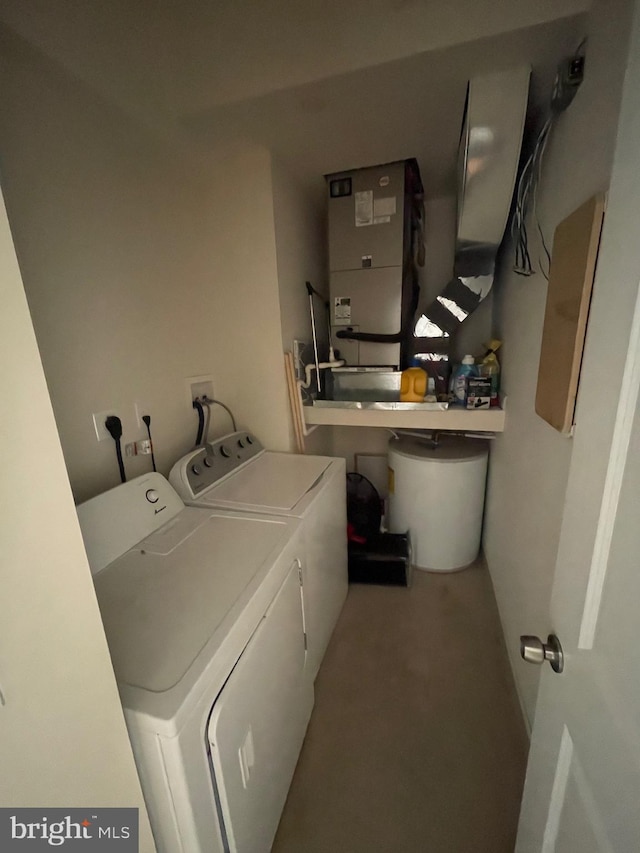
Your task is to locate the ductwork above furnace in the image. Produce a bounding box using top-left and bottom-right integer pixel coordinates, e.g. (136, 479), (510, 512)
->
(413, 65), (531, 351)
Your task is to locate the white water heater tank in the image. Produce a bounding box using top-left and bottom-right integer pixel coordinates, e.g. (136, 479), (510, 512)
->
(388, 435), (489, 572)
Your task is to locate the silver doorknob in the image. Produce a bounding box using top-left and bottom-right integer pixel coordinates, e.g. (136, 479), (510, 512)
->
(520, 634), (564, 673)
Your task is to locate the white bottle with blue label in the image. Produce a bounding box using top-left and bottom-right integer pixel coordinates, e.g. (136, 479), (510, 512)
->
(452, 355), (478, 406)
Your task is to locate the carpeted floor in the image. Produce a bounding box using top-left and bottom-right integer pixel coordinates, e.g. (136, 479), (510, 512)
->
(272, 559), (529, 853)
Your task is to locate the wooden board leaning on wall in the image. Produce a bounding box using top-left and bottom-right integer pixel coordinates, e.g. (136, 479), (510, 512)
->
(535, 193), (606, 434)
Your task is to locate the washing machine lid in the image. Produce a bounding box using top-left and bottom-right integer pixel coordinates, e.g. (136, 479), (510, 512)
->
(197, 453), (332, 514)
(93, 509), (296, 694)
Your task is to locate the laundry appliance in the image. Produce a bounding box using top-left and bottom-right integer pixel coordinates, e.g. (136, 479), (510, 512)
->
(169, 431), (348, 681)
(77, 472), (313, 853)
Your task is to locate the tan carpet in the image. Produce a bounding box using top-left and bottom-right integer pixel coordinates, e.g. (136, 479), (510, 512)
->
(272, 559), (529, 853)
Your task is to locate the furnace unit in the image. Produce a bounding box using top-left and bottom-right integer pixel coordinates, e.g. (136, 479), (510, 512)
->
(327, 159), (424, 369)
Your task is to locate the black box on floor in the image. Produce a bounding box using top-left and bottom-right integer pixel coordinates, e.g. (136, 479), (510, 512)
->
(348, 532), (412, 587)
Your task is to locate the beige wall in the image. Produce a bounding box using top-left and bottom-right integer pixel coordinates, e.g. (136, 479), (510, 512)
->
(417, 196), (457, 314)
(272, 162), (326, 355)
(271, 158), (332, 455)
(484, 0), (633, 725)
(416, 194), (494, 360)
(199, 142), (292, 453)
(0, 26), (292, 503)
(0, 189), (155, 847)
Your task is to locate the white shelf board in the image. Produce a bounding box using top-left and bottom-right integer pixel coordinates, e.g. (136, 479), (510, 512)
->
(303, 404), (505, 432)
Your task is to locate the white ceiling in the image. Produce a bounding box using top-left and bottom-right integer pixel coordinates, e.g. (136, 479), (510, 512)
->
(181, 17), (587, 197)
(0, 0), (589, 198)
(162, 0), (589, 111)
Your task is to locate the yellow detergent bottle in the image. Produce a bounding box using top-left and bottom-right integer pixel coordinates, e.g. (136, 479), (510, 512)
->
(400, 360), (428, 402)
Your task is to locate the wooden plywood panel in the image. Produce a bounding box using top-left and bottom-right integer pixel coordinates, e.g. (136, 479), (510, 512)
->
(535, 194), (606, 434)
(284, 352), (305, 453)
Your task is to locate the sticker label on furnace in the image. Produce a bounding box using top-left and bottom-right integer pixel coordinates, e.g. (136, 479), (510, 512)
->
(355, 191), (373, 227)
(334, 297), (351, 325)
(374, 196), (396, 217)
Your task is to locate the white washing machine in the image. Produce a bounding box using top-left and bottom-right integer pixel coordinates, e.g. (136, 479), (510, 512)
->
(169, 432), (348, 680)
(77, 472), (313, 853)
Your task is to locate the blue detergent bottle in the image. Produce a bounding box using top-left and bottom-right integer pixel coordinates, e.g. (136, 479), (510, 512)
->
(451, 355), (478, 406)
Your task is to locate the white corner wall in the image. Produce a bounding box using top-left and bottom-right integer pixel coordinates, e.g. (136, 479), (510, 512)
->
(0, 25), (292, 503)
(0, 187), (154, 847)
(484, 0), (633, 726)
(198, 142), (292, 453)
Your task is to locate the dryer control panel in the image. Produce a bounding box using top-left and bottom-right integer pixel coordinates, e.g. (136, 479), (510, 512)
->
(169, 431), (264, 499)
(77, 472), (185, 575)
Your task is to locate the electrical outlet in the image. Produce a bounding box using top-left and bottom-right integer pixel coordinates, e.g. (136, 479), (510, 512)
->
(186, 375), (214, 406)
(92, 410), (120, 442)
(134, 401), (150, 431)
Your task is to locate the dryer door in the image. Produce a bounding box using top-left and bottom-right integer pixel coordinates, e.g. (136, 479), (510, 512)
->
(207, 561), (313, 853)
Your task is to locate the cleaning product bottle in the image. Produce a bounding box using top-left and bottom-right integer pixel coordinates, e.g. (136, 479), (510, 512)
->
(479, 339), (502, 407)
(400, 359), (428, 402)
(451, 355), (478, 406)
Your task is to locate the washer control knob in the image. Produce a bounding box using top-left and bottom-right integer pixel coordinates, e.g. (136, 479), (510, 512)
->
(145, 489), (159, 504)
(203, 457), (213, 468)
(246, 435), (253, 444)
(191, 464), (202, 475)
(237, 438), (245, 449)
(220, 445), (231, 458)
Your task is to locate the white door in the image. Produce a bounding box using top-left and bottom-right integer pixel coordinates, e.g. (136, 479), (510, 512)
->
(516, 4), (640, 849)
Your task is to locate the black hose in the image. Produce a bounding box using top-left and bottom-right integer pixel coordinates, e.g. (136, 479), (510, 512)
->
(193, 399), (205, 446)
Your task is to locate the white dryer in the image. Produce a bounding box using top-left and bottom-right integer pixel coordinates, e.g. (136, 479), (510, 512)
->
(169, 432), (348, 680)
(77, 472), (313, 853)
